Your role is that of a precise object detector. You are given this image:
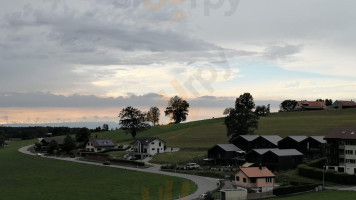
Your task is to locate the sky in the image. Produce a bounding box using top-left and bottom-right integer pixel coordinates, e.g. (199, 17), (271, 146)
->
(1, 0), (356, 126)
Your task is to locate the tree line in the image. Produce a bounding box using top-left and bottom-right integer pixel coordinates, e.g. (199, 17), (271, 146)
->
(118, 95), (189, 138)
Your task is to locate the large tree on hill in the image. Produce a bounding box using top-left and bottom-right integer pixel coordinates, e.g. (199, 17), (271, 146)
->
(165, 96), (189, 124)
(118, 106), (150, 138)
(224, 93), (259, 142)
(62, 134), (76, 153)
(147, 107), (160, 126)
(75, 127), (91, 143)
(280, 100), (297, 111)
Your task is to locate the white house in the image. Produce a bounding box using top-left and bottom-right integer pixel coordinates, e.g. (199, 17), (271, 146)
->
(85, 138), (117, 152)
(131, 137), (166, 159)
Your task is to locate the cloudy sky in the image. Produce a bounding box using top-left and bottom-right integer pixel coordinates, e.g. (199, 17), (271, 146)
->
(1, 0), (356, 125)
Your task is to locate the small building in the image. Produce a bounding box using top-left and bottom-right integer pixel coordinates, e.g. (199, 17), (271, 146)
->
(85, 138), (117, 152)
(332, 100), (356, 109)
(299, 136), (326, 158)
(253, 135), (282, 149)
(278, 136), (308, 151)
(325, 127), (356, 174)
(39, 137), (64, 146)
(220, 188), (247, 200)
(262, 149), (304, 171)
(131, 137), (165, 159)
(234, 166), (275, 192)
(208, 144), (245, 165)
(295, 101), (328, 111)
(246, 149), (303, 171)
(232, 135), (259, 152)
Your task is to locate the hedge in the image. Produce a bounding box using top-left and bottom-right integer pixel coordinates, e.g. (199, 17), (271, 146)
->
(108, 158), (145, 166)
(298, 163), (356, 185)
(273, 184), (318, 196)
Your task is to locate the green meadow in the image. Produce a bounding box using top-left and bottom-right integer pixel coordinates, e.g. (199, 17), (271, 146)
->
(0, 140), (196, 200)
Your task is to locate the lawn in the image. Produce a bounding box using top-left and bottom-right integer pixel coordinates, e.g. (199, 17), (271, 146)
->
(270, 190), (356, 200)
(0, 141), (197, 200)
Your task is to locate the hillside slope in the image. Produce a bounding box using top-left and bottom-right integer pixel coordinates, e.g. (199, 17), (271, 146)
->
(98, 109), (356, 149)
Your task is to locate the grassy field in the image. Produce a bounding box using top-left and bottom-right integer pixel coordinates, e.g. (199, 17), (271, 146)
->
(98, 109), (356, 149)
(0, 141), (197, 200)
(271, 190), (356, 200)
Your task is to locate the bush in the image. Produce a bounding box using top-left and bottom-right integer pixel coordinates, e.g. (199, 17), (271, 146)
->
(298, 162), (356, 185)
(108, 158), (145, 166)
(273, 184), (318, 196)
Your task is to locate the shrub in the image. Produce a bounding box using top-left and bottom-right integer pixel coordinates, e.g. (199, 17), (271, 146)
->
(273, 184), (318, 196)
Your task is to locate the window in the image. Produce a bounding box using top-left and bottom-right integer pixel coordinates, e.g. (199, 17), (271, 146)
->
(250, 178), (256, 183)
(266, 178), (272, 183)
(152, 148), (155, 151)
(159, 142), (161, 147)
(346, 150), (353, 155)
(243, 178), (246, 183)
(236, 176), (240, 181)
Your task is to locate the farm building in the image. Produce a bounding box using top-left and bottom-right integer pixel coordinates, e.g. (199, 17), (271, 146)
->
(332, 100), (356, 109)
(294, 101), (328, 111)
(299, 136), (326, 158)
(278, 136), (307, 151)
(208, 144), (245, 165)
(232, 135), (259, 151)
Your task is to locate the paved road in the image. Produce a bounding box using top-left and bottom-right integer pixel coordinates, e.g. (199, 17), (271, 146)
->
(19, 145), (219, 199)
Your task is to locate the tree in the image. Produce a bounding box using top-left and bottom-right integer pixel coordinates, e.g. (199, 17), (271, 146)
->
(47, 139), (59, 154)
(224, 93), (259, 142)
(118, 106), (150, 138)
(164, 96), (189, 123)
(254, 104), (270, 117)
(280, 100), (297, 112)
(325, 99), (333, 106)
(102, 124), (109, 131)
(223, 107), (234, 115)
(0, 130), (5, 147)
(75, 127), (91, 143)
(62, 134), (76, 153)
(34, 127), (49, 138)
(147, 107), (160, 126)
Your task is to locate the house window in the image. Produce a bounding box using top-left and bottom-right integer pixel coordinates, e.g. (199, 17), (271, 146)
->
(243, 178), (246, 183)
(250, 178), (256, 183)
(159, 142), (161, 147)
(346, 150), (353, 155)
(152, 148), (155, 151)
(236, 176), (240, 181)
(266, 178), (272, 183)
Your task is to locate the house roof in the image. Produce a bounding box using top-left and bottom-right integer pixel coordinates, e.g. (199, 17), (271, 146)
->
(297, 101), (327, 109)
(41, 137), (64, 145)
(239, 167), (275, 178)
(309, 136), (326, 144)
(250, 148), (303, 156)
(239, 135), (259, 142)
(133, 137), (165, 145)
(250, 149), (278, 155)
(286, 136), (308, 142)
(268, 149), (303, 156)
(215, 144), (242, 152)
(260, 135), (282, 145)
(89, 138), (116, 147)
(335, 101), (356, 107)
(324, 127), (356, 140)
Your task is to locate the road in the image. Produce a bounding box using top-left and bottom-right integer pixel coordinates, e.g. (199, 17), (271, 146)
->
(18, 145), (219, 200)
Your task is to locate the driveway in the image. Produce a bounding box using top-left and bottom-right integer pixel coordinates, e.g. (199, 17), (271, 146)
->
(19, 145), (219, 199)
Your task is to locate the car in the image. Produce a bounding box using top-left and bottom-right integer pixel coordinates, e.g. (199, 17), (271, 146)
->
(69, 154), (75, 158)
(36, 153), (43, 156)
(186, 163), (200, 170)
(199, 193), (207, 199)
(103, 161), (111, 165)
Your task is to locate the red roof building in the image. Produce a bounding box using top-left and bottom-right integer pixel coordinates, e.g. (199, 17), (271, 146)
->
(295, 101), (328, 111)
(235, 166), (275, 192)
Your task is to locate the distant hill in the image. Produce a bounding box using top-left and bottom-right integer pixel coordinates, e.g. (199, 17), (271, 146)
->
(1, 121), (120, 130)
(97, 108), (356, 149)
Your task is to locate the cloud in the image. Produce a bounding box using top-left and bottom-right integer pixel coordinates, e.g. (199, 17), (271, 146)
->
(263, 44), (303, 60)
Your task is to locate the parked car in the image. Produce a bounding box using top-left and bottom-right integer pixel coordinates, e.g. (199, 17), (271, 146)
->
(185, 163), (200, 170)
(69, 154), (75, 158)
(103, 161), (111, 165)
(36, 153), (43, 156)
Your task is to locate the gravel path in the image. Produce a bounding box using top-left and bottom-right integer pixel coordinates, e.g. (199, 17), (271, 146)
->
(18, 145), (219, 199)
